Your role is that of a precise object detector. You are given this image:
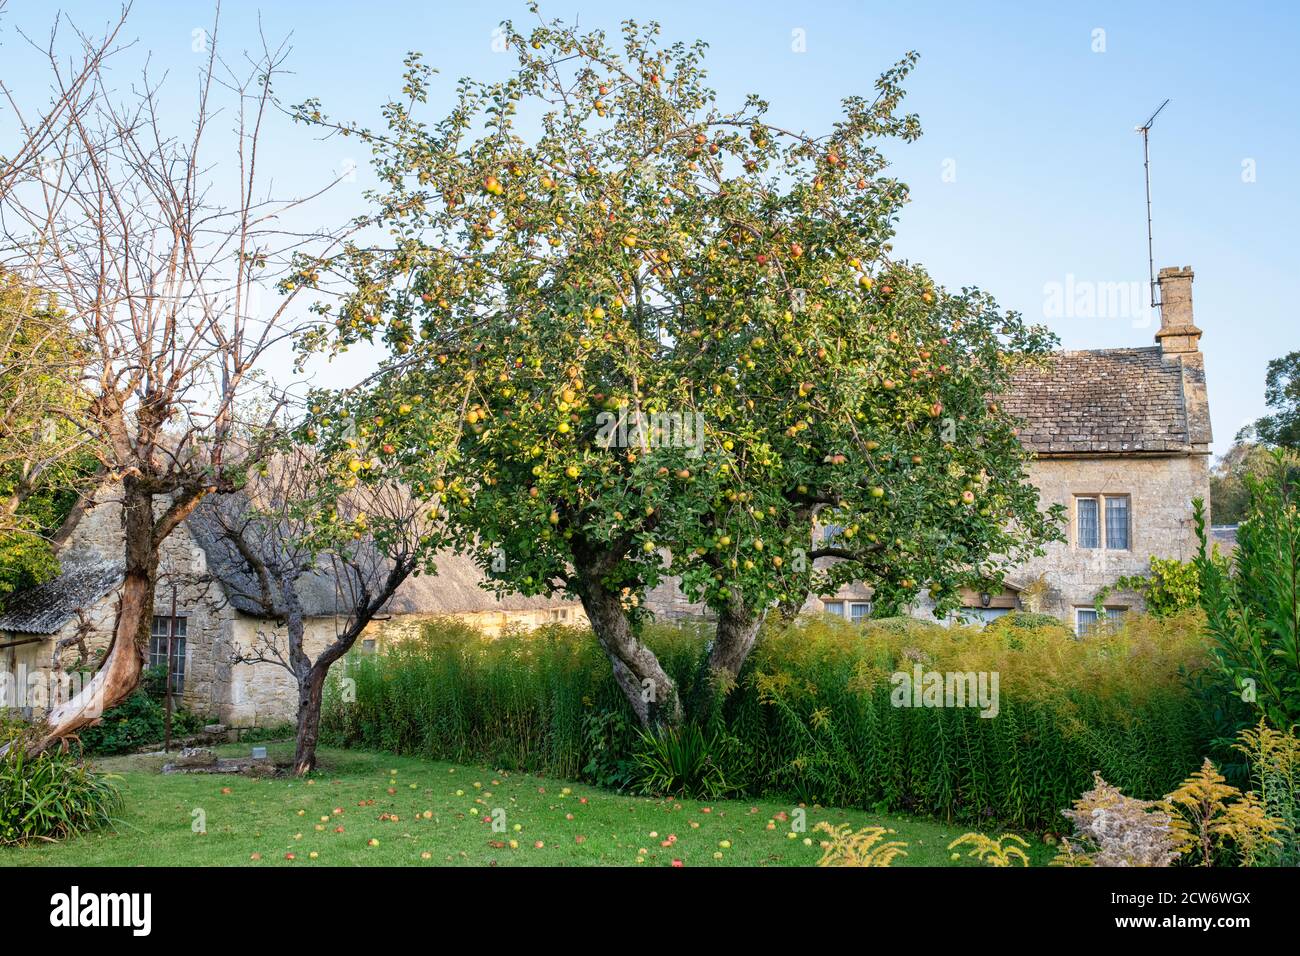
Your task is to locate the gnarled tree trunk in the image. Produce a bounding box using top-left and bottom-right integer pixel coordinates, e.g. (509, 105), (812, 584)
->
(281, 571), (327, 777)
(573, 557), (680, 728)
(710, 597), (767, 680)
(687, 595), (768, 722)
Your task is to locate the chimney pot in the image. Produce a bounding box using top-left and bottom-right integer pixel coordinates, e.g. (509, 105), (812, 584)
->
(1155, 265), (1201, 353)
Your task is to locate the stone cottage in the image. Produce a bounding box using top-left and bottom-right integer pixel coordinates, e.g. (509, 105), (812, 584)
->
(650, 265), (1212, 634)
(984, 265), (1211, 632)
(0, 488), (586, 729)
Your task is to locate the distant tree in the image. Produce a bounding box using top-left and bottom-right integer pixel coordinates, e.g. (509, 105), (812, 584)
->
(1210, 441), (1276, 525)
(1242, 350), (1300, 451)
(0, 272), (97, 606)
(0, 0), (123, 601)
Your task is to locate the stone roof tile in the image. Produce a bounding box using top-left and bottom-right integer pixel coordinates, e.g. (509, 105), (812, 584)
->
(1003, 347), (1197, 455)
(0, 559), (124, 635)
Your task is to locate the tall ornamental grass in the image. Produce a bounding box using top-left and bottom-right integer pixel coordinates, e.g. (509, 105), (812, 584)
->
(0, 746), (122, 845)
(322, 612), (1214, 828)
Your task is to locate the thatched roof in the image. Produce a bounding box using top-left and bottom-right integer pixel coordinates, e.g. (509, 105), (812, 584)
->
(386, 551), (577, 615)
(185, 496), (573, 620)
(0, 558), (123, 635)
(182, 499), (353, 618)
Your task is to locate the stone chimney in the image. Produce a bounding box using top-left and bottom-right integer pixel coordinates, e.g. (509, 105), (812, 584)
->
(1154, 265), (1202, 353)
(1155, 264), (1212, 450)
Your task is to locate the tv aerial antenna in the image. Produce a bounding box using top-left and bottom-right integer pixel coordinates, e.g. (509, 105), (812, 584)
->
(1137, 98), (1170, 310)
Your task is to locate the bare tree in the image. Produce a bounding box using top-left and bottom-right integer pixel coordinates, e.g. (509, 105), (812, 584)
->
(1, 5), (132, 530)
(0, 7), (351, 752)
(204, 445), (444, 774)
(0, 2), (131, 199)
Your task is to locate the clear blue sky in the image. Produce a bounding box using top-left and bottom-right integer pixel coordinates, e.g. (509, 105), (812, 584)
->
(6, 0), (1298, 456)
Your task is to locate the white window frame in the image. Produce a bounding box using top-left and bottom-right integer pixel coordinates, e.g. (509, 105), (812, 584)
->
(1075, 606), (1127, 637)
(1074, 494), (1131, 551)
(849, 602), (872, 623)
(823, 600), (845, 617)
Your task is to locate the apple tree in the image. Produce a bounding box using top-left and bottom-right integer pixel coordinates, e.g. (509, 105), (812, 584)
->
(293, 8), (1062, 725)
(204, 386), (460, 774)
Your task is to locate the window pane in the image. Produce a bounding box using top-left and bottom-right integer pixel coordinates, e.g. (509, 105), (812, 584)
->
(822, 524), (844, 544)
(152, 615), (187, 637)
(169, 638), (185, 692)
(1077, 498), (1099, 548)
(148, 617), (186, 692)
(850, 602), (871, 622)
(1105, 497), (1129, 550)
(823, 601), (845, 617)
(1076, 609), (1098, 636)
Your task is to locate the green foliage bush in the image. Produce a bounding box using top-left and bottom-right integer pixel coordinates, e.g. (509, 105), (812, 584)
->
(322, 613), (1216, 828)
(0, 745), (121, 845)
(987, 611), (1067, 631)
(1195, 451), (1300, 732)
(238, 722), (297, 744)
(631, 724), (739, 799)
(1096, 556), (1201, 619)
(77, 667), (205, 756)
(1233, 720), (1300, 866)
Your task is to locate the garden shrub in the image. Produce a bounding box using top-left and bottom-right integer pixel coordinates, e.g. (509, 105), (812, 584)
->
(1233, 719), (1300, 866)
(0, 745), (121, 845)
(1194, 451), (1300, 732)
(322, 612), (1216, 829)
(78, 666), (205, 756)
(630, 723), (738, 799)
(986, 611), (1069, 633)
(1052, 724), (1295, 868)
(1052, 772), (1182, 867)
(813, 822), (909, 867)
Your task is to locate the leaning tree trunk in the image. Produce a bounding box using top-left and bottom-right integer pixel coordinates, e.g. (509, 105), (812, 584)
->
(23, 477), (159, 754)
(293, 664), (329, 775)
(574, 564), (680, 728)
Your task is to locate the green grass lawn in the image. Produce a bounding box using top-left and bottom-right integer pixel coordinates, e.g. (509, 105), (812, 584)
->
(1, 742), (1053, 867)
